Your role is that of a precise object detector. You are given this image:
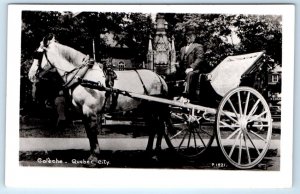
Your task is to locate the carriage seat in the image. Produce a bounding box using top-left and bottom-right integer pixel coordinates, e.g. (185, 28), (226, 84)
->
(188, 73), (222, 108)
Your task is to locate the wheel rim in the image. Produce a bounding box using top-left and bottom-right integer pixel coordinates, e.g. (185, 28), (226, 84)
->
(216, 87), (272, 169)
(165, 107), (215, 159)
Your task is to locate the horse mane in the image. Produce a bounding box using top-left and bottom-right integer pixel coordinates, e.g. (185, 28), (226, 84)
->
(54, 42), (87, 67)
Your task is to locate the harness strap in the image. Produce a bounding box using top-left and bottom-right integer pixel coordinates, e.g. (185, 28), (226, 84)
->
(62, 65), (85, 88)
(135, 70), (149, 95)
(36, 50), (56, 79)
(62, 55), (91, 88)
(78, 78), (123, 114)
(156, 74), (167, 96)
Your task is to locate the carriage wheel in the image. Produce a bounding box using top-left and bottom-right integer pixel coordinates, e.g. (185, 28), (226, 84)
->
(163, 106), (215, 159)
(216, 87), (272, 169)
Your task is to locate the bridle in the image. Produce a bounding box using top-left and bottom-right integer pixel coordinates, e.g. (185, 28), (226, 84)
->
(32, 43), (91, 88)
(32, 49), (56, 80)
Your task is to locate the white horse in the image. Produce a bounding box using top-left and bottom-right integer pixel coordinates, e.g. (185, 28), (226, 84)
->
(28, 34), (170, 163)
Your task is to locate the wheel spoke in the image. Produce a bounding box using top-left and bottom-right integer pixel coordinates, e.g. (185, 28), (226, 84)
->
(245, 131), (261, 155)
(163, 132), (174, 148)
(178, 130), (189, 149)
(252, 124), (269, 128)
(238, 133), (243, 165)
(244, 91), (250, 115)
(237, 91), (243, 116)
(226, 128), (241, 140)
(193, 130), (197, 148)
(196, 130), (207, 148)
(229, 130), (242, 157)
(182, 114), (189, 120)
(248, 110), (268, 123)
(199, 127), (214, 137)
(170, 129), (185, 139)
(244, 133), (251, 164)
(247, 99), (261, 120)
(220, 121), (239, 130)
(172, 123), (185, 127)
(228, 99), (240, 119)
(187, 130), (192, 148)
(221, 111), (239, 124)
(250, 130), (268, 143)
(171, 114), (184, 120)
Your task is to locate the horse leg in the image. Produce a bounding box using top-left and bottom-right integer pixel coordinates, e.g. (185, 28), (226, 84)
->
(155, 118), (164, 152)
(146, 111), (165, 158)
(98, 114), (105, 135)
(155, 105), (172, 152)
(146, 131), (155, 152)
(146, 114), (156, 152)
(145, 104), (168, 157)
(82, 113), (100, 162)
(147, 115), (166, 161)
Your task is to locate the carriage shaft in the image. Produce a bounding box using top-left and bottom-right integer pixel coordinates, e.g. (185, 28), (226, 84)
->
(79, 78), (266, 121)
(129, 93), (217, 114)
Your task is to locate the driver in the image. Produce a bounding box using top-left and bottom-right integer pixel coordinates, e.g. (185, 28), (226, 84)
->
(177, 26), (210, 102)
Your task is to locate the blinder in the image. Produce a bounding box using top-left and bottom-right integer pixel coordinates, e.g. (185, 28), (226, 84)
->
(33, 33), (55, 67)
(33, 50), (43, 62)
(33, 50), (44, 74)
(32, 49), (54, 80)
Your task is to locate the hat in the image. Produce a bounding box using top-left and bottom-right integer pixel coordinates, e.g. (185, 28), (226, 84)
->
(185, 26), (196, 35)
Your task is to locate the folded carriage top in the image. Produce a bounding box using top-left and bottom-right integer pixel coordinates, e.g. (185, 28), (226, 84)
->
(210, 51), (264, 96)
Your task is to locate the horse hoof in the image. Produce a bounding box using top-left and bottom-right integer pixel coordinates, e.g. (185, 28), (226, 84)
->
(94, 145), (101, 155)
(87, 155), (98, 167)
(152, 155), (159, 161)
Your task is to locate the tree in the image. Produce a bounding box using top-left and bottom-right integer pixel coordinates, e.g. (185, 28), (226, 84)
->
(114, 12), (154, 64)
(21, 11), (282, 70)
(22, 11), (62, 63)
(233, 14), (282, 64)
(164, 13), (236, 68)
(162, 13), (281, 70)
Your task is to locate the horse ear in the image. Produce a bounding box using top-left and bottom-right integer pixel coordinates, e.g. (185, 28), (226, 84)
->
(43, 33), (56, 47)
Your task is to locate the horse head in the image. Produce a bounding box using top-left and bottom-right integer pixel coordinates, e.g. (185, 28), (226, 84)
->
(28, 34), (91, 83)
(28, 34), (55, 82)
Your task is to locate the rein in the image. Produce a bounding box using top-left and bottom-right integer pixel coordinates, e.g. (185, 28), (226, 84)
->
(33, 50), (57, 78)
(35, 48), (91, 88)
(61, 56), (90, 88)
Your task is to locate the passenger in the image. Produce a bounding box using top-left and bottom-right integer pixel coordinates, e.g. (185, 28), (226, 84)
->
(177, 26), (210, 102)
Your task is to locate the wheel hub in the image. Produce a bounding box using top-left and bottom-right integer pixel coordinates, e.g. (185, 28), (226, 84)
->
(239, 116), (248, 131)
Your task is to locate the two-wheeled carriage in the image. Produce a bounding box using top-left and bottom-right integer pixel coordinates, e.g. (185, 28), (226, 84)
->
(101, 51), (272, 169)
(162, 51), (272, 169)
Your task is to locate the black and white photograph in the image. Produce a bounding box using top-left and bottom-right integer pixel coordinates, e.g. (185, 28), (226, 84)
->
(6, 4), (294, 188)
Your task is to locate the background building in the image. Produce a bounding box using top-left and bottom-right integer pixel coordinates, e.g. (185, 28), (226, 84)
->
(146, 14), (177, 75)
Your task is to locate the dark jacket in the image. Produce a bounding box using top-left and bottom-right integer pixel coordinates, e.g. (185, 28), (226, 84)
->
(179, 43), (209, 73)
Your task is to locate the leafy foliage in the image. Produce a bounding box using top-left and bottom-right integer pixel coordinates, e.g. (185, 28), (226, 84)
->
(163, 13), (281, 70)
(20, 11), (282, 113)
(21, 11), (282, 70)
(234, 15), (282, 63)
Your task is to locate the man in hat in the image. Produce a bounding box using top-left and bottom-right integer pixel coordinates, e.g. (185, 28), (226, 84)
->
(177, 26), (210, 102)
